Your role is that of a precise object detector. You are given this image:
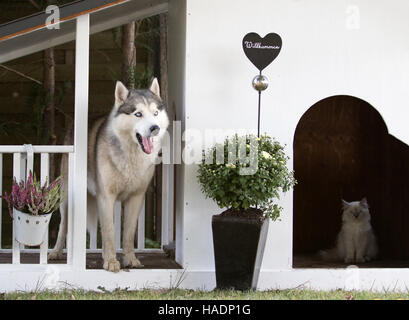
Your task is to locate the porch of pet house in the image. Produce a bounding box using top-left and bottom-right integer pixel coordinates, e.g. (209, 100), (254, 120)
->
(0, 140), (181, 291)
(0, 0), (187, 292)
(0, 144), (178, 270)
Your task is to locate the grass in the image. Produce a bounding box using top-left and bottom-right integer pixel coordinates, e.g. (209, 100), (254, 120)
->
(1, 288), (409, 300)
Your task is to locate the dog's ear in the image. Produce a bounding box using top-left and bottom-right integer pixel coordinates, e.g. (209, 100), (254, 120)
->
(115, 81), (129, 106)
(149, 78), (161, 98)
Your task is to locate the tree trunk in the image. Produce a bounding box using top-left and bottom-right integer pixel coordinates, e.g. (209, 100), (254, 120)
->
(43, 47), (56, 180)
(121, 21), (136, 88)
(159, 13), (168, 105)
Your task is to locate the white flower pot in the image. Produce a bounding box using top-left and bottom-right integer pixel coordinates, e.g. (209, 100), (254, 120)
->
(14, 209), (52, 246)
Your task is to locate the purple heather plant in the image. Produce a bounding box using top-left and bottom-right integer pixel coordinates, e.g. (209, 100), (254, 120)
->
(0, 171), (65, 217)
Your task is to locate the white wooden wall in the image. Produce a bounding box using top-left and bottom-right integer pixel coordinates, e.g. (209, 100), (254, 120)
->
(170, 0), (409, 274)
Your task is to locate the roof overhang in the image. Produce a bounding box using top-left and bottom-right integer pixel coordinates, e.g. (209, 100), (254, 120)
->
(0, 0), (168, 63)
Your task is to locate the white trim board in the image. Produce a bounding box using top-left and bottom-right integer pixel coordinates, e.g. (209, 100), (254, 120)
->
(2, 267), (409, 293)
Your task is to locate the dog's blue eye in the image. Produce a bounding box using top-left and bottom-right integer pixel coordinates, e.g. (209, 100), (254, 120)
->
(135, 112), (142, 117)
(154, 111), (159, 116)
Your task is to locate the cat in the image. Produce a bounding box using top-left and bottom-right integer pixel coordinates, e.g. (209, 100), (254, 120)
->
(319, 198), (378, 263)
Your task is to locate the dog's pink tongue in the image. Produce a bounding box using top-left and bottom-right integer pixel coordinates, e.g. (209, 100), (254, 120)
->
(142, 136), (154, 154)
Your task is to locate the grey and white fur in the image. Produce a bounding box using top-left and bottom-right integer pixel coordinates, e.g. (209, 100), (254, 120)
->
(48, 78), (169, 272)
(319, 198), (378, 264)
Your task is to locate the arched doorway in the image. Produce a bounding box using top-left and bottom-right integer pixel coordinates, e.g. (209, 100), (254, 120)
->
(293, 95), (409, 268)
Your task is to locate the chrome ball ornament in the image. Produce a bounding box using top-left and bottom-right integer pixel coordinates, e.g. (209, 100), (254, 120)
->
(252, 74), (269, 91)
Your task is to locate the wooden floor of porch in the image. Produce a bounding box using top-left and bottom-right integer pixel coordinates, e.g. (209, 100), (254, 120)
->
(0, 252), (181, 269)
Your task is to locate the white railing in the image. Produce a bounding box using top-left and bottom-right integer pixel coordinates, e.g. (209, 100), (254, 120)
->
(88, 164), (174, 253)
(0, 145), (74, 265)
(86, 199), (154, 253)
(0, 144), (174, 267)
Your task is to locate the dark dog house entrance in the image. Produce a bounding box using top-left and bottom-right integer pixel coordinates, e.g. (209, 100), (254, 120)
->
(293, 95), (409, 268)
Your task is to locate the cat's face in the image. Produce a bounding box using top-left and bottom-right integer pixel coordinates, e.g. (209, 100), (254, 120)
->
(342, 198), (371, 222)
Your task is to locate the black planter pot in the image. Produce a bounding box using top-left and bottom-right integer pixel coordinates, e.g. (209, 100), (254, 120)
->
(212, 213), (269, 290)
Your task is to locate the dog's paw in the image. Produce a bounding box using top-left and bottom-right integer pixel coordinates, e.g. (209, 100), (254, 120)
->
(122, 253), (143, 268)
(48, 250), (64, 260)
(103, 258), (121, 273)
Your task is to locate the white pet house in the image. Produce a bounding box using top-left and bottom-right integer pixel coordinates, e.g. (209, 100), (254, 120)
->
(1, 0), (409, 292)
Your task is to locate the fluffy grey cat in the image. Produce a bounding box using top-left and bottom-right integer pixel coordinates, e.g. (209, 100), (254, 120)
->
(319, 198), (378, 263)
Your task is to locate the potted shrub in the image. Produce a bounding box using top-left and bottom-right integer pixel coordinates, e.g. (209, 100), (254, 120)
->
(1, 171), (65, 246)
(197, 134), (296, 290)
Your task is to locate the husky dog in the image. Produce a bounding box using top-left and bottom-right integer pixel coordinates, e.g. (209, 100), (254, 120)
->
(48, 78), (169, 272)
(319, 198), (378, 263)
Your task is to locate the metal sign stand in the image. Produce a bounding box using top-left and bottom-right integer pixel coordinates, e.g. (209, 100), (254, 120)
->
(242, 32), (282, 137)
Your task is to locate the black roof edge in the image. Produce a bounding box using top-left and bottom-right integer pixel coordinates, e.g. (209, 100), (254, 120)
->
(0, 0), (128, 41)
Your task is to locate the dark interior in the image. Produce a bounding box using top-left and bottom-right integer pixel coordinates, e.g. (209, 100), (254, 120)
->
(293, 95), (409, 268)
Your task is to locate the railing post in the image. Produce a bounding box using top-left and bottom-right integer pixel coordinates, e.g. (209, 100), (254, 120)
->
(161, 163), (174, 247)
(40, 153), (50, 264)
(0, 153), (2, 249)
(23, 144), (34, 179)
(12, 153), (26, 264)
(114, 201), (122, 250)
(89, 205), (98, 250)
(137, 201), (146, 250)
(161, 127), (174, 248)
(71, 14), (90, 270)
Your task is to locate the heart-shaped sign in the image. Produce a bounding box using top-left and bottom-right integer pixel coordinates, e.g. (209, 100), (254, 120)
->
(242, 32), (282, 71)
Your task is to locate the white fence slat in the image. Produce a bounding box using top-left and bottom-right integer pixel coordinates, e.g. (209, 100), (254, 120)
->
(39, 153), (50, 264)
(0, 153), (2, 249)
(161, 164), (169, 247)
(167, 181), (174, 245)
(71, 14), (90, 270)
(137, 201), (145, 250)
(89, 209), (98, 250)
(168, 164), (175, 245)
(12, 153), (26, 264)
(24, 144), (34, 180)
(161, 163), (174, 247)
(114, 201), (121, 250)
(23, 145), (34, 252)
